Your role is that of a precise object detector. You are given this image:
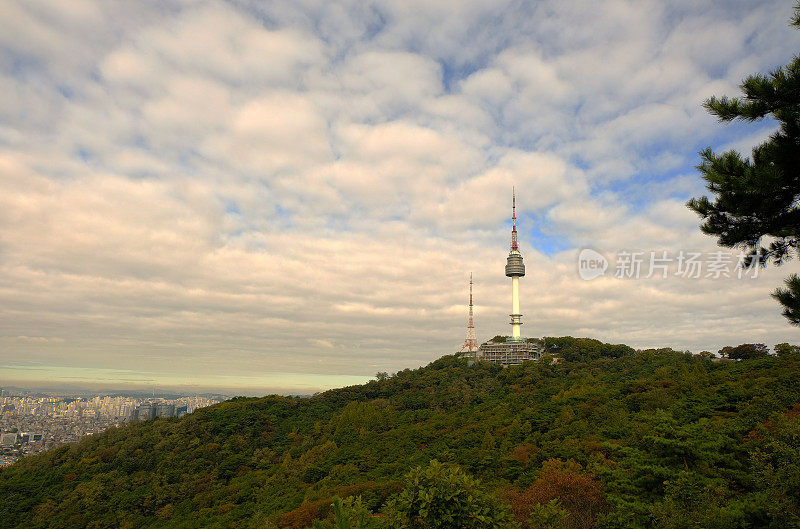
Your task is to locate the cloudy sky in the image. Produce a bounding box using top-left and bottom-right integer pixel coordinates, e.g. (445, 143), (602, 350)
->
(1, 0), (799, 395)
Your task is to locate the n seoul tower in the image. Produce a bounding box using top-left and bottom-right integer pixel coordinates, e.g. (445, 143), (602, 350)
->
(505, 189), (525, 341)
(471, 188), (542, 365)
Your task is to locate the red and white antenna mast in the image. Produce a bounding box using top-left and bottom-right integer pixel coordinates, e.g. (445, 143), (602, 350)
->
(460, 273), (478, 354)
(511, 186), (518, 251)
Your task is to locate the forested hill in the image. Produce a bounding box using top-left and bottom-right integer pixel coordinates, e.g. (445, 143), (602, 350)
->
(2, 338), (800, 529)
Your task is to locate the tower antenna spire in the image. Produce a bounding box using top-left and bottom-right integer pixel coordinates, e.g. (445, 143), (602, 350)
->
(469, 272), (474, 329)
(459, 273), (478, 355)
(511, 187), (518, 251)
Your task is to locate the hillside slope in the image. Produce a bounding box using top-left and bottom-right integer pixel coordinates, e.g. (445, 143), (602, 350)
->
(2, 338), (799, 529)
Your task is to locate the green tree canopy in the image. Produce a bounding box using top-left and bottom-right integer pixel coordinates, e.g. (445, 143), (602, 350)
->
(774, 342), (800, 356)
(718, 343), (770, 360)
(386, 460), (513, 529)
(312, 497), (384, 529)
(688, 4), (800, 324)
(3, 345), (800, 528)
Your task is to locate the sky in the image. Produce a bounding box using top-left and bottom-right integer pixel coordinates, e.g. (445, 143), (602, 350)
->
(1, 0), (799, 395)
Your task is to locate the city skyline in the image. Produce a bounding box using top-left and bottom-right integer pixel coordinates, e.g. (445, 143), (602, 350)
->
(2, 0), (800, 394)
(0, 391), (223, 466)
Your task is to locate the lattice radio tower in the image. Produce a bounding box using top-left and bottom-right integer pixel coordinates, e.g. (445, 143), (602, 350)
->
(459, 273), (478, 355)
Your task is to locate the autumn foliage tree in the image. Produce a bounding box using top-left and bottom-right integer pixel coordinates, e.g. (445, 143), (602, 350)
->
(508, 459), (606, 529)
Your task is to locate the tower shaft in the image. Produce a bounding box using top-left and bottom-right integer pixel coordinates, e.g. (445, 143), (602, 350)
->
(511, 277), (521, 339)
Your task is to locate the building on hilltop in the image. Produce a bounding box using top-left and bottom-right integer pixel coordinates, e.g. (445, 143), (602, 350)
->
(478, 339), (544, 365)
(472, 189), (544, 365)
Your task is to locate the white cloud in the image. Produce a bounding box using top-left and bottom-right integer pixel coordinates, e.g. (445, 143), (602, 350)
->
(326, 49), (443, 121)
(1, 0), (800, 392)
(205, 92), (333, 175)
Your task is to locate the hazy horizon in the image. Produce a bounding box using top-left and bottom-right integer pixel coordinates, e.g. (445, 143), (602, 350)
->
(0, 366), (376, 397)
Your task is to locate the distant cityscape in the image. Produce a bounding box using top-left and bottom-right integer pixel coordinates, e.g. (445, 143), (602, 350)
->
(0, 388), (226, 466)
